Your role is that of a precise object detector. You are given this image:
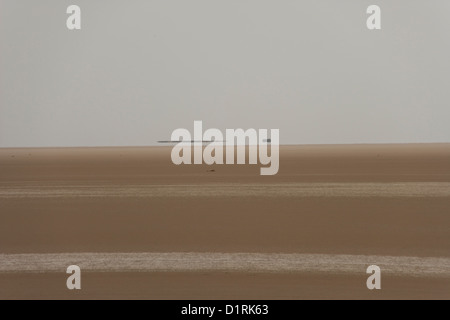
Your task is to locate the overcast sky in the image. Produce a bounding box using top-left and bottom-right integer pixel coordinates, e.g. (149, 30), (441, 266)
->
(1, 0), (449, 147)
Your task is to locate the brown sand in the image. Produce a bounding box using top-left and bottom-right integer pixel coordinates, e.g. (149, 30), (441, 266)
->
(1, 273), (449, 300)
(0, 144), (449, 299)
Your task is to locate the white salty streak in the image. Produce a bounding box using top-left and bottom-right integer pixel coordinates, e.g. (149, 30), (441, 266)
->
(1, 182), (450, 198)
(0, 252), (449, 277)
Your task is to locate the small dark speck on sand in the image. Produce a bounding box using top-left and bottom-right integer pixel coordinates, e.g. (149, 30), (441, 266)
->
(207, 169), (215, 172)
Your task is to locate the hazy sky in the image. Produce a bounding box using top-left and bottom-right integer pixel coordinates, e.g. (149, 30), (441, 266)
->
(1, 0), (449, 147)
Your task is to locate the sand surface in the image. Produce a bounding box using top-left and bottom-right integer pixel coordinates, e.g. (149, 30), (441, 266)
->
(0, 144), (449, 299)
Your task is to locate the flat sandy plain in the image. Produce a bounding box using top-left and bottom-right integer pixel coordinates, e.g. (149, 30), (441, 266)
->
(0, 144), (449, 299)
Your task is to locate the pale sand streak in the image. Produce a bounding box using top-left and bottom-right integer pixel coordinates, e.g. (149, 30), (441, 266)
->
(0, 253), (449, 277)
(1, 182), (450, 198)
